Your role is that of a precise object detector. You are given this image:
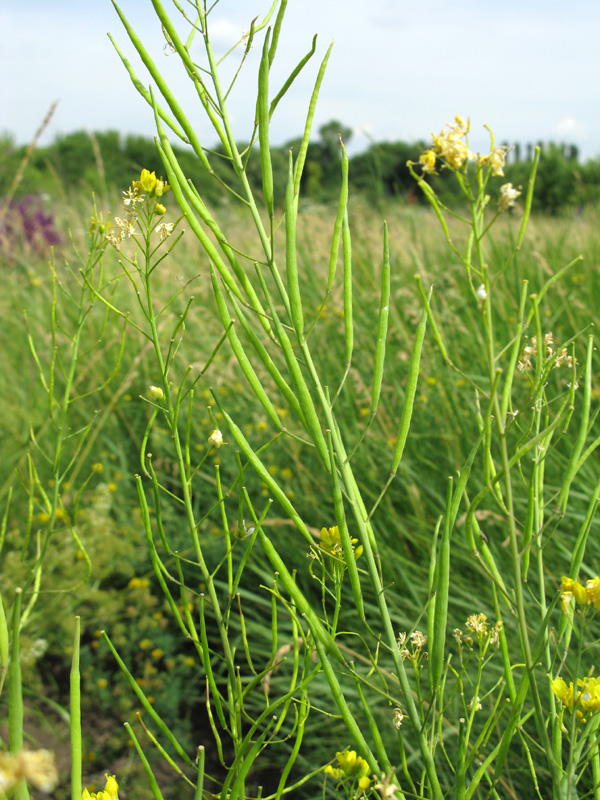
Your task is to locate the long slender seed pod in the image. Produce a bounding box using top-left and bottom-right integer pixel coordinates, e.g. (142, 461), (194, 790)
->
(8, 588), (23, 753)
(293, 42), (334, 201)
(104, 632), (194, 767)
(429, 477), (453, 693)
(285, 150), (304, 341)
(150, 0), (230, 152)
(111, 2), (218, 165)
(210, 266), (282, 428)
(258, 29), (274, 218)
(227, 291), (306, 425)
(270, 35), (317, 118)
(253, 267), (330, 465)
(268, 0), (288, 65)
(0, 590), (8, 695)
(326, 430), (364, 619)
(124, 723), (165, 800)
(387, 302), (428, 482)
(557, 334), (593, 514)
(371, 222), (391, 411)
(194, 747), (205, 800)
(342, 210), (354, 369)
(70, 617), (82, 800)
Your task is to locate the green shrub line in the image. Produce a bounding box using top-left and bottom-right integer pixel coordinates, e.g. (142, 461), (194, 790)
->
(2, 3), (600, 800)
(1, 124), (599, 215)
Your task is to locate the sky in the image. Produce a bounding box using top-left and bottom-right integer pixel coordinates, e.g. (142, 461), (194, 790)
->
(2, 0), (600, 161)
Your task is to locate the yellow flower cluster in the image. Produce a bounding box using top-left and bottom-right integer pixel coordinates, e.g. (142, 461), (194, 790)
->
(416, 117), (521, 211)
(561, 575), (600, 611)
(552, 676), (600, 717)
(319, 526), (363, 560)
(133, 169), (170, 198)
(82, 773), (119, 800)
(324, 750), (371, 792)
(106, 170), (171, 250)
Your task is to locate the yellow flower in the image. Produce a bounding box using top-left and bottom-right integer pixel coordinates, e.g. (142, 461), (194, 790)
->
(324, 765), (343, 781)
(561, 591), (573, 615)
(561, 576), (592, 606)
(319, 526), (363, 560)
(139, 169), (158, 193)
(552, 676), (572, 705)
(82, 773), (119, 800)
(128, 577), (149, 589)
(552, 675), (600, 717)
(586, 577), (600, 608)
(133, 170), (170, 198)
(104, 774), (119, 800)
(325, 750), (371, 792)
(154, 178), (170, 198)
(320, 525), (343, 555)
(419, 149), (437, 173)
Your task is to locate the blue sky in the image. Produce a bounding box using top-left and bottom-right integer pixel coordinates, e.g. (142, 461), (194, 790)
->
(2, 0), (599, 160)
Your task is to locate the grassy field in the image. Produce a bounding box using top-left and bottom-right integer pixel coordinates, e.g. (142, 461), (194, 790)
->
(1, 174), (600, 800)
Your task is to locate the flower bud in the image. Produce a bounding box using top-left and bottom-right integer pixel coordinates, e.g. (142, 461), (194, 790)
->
(208, 429), (224, 448)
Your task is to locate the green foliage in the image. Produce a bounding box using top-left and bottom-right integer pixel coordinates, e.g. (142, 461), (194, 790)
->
(2, 127), (597, 214)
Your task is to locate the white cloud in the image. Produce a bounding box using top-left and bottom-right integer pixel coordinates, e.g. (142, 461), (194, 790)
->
(208, 17), (244, 51)
(554, 117), (586, 138)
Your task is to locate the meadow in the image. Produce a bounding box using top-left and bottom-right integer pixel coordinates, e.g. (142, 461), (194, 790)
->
(2, 3), (600, 800)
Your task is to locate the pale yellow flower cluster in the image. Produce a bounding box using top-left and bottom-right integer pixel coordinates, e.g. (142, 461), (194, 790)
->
(324, 749), (371, 792)
(498, 182), (521, 212)
(0, 749), (58, 794)
(518, 332), (574, 373)
(478, 145), (509, 176)
(397, 630), (427, 661)
(453, 613), (503, 647)
(419, 115), (474, 173)
(416, 119), (524, 216)
(374, 773), (402, 798)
